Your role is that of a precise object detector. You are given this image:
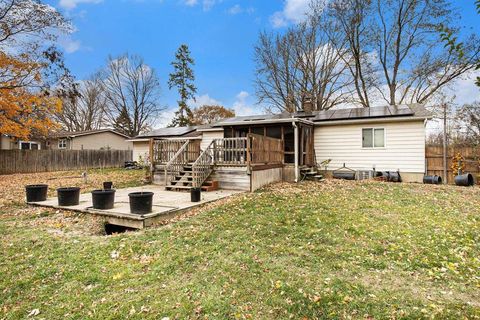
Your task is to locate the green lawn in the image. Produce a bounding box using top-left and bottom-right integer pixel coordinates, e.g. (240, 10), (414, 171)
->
(1, 176), (479, 319)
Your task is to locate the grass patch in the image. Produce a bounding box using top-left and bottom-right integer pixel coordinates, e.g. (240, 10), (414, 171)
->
(0, 179), (479, 319)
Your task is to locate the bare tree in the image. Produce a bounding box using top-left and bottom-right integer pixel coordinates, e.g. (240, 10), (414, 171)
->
(327, 0), (480, 107)
(55, 75), (107, 132)
(371, 0), (480, 105)
(100, 54), (165, 137)
(255, 4), (352, 113)
(254, 29), (298, 112)
(329, 0), (376, 107)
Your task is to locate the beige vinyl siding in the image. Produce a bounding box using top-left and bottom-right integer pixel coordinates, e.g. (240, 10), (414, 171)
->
(70, 132), (132, 150)
(133, 141), (150, 162)
(200, 130), (224, 151)
(1, 135), (13, 150)
(314, 120), (426, 173)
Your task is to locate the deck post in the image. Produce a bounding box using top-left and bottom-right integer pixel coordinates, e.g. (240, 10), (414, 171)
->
(149, 138), (154, 182)
(293, 121), (299, 182)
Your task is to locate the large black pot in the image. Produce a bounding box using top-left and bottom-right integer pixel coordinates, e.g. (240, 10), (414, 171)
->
(25, 184), (48, 202)
(128, 192), (154, 214)
(191, 188), (201, 202)
(57, 187), (80, 206)
(423, 175), (442, 185)
(92, 189), (115, 209)
(454, 173), (474, 187)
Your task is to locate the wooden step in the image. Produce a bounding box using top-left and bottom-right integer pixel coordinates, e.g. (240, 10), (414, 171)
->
(166, 185), (193, 191)
(201, 180), (219, 192)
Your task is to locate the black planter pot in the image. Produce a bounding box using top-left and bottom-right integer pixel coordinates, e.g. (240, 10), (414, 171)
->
(25, 184), (48, 202)
(191, 188), (201, 202)
(92, 189), (115, 209)
(128, 192), (154, 214)
(57, 187), (80, 206)
(103, 181), (113, 190)
(454, 173), (474, 187)
(423, 175), (442, 185)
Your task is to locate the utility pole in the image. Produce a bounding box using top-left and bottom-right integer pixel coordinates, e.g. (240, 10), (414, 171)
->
(443, 103), (448, 184)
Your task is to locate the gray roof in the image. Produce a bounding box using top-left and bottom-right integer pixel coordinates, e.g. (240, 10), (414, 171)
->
(134, 126), (197, 138)
(136, 104), (431, 138)
(214, 104), (430, 126)
(52, 129), (130, 139)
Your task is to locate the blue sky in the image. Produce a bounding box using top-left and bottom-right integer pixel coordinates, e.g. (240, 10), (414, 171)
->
(46, 0), (480, 126)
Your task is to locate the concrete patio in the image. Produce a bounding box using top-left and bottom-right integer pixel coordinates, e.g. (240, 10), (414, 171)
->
(29, 185), (242, 229)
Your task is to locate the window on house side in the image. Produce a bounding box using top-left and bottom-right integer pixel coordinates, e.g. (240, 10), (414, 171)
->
(58, 139), (67, 149)
(362, 128), (385, 148)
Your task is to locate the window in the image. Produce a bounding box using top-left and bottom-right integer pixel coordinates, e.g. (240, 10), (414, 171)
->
(362, 128), (385, 148)
(58, 139), (67, 149)
(19, 141), (40, 150)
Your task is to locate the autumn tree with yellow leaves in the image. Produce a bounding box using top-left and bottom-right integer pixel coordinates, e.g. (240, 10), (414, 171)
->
(0, 52), (62, 140)
(0, 0), (74, 140)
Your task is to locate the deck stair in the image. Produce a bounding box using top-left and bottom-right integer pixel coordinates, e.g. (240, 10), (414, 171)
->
(165, 164), (218, 191)
(300, 166), (323, 181)
(164, 140), (217, 192)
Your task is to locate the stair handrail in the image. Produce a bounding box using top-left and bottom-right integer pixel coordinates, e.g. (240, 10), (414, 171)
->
(191, 140), (215, 188)
(164, 140), (190, 188)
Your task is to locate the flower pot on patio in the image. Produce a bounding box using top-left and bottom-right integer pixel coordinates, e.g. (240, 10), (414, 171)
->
(25, 184), (48, 202)
(92, 189), (115, 209)
(191, 188), (201, 202)
(103, 181), (113, 190)
(128, 192), (154, 214)
(57, 187), (80, 206)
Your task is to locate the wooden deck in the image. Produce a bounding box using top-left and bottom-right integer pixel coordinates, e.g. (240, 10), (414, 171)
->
(28, 186), (243, 229)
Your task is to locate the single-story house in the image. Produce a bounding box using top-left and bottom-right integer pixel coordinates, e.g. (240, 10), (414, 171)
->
(46, 129), (132, 150)
(132, 104), (432, 192)
(1, 134), (43, 150)
(1, 129), (133, 151)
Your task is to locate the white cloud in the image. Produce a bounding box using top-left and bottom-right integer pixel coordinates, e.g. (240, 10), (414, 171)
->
(184, 0), (197, 6)
(228, 4), (255, 15)
(228, 4), (242, 15)
(183, 0), (223, 11)
(446, 71), (480, 106)
(188, 94), (222, 108)
(270, 0), (310, 28)
(59, 37), (82, 53)
(156, 108), (176, 128)
(232, 91), (256, 116)
(59, 0), (103, 10)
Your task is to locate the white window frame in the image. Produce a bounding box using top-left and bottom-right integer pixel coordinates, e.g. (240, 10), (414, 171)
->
(58, 138), (67, 149)
(362, 128), (386, 149)
(18, 141), (41, 150)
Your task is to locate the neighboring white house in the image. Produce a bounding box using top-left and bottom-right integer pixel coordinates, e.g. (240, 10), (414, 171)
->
(132, 104), (431, 183)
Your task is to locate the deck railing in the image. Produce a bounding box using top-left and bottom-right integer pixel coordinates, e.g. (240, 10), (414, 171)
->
(192, 141), (214, 188)
(211, 138), (249, 165)
(151, 139), (200, 165)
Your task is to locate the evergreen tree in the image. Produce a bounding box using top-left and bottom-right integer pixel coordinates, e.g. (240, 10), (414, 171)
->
(168, 44), (197, 127)
(113, 107), (133, 136)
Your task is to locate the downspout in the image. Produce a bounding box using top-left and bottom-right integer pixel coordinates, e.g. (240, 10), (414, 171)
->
(293, 120), (299, 183)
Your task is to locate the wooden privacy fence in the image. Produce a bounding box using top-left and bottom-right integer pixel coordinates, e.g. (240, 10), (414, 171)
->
(0, 149), (133, 174)
(426, 146), (480, 184)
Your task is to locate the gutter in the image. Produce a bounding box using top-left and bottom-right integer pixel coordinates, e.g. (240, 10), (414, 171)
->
(313, 115), (432, 126)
